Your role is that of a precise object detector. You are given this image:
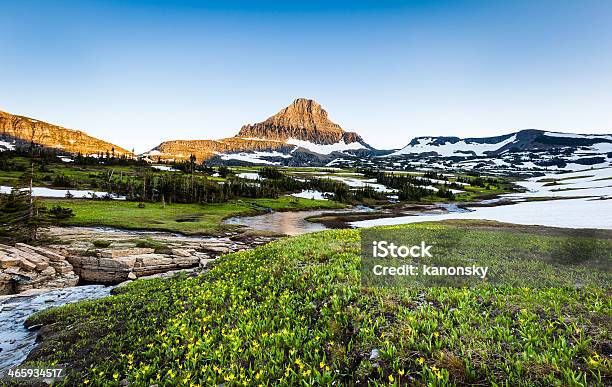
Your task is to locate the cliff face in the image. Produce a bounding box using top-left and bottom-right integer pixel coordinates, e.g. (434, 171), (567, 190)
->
(237, 98), (364, 145)
(0, 110), (131, 156)
(150, 138), (292, 161)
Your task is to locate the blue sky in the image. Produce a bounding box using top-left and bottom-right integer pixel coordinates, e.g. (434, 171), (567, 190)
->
(1, 0), (611, 152)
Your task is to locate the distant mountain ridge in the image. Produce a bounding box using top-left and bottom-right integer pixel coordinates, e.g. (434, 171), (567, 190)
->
(0, 110), (132, 156)
(2, 104), (611, 170)
(390, 129), (612, 157)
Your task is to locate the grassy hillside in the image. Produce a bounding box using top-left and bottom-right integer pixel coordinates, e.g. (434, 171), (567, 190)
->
(41, 197), (344, 235)
(22, 221), (612, 385)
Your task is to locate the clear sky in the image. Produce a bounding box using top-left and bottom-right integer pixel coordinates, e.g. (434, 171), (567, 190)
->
(1, 0), (611, 152)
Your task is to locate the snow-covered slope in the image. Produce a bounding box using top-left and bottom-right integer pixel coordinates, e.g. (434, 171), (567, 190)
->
(391, 134), (517, 157)
(325, 129), (612, 174)
(543, 132), (612, 140)
(390, 129), (612, 157)
(287, 138), (367, 155)
(219, 151), (292, 165)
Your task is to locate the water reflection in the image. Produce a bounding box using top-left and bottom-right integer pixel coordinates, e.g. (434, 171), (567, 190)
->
(224, 209), (335, 235)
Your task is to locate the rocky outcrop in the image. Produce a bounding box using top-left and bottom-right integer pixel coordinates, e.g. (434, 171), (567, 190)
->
(0, 228), (277, 292)
(0, 110), (132, 157)
(48, 227), (277, 284)
(0, 244), (79, 295)
(66, 248), (203, 283)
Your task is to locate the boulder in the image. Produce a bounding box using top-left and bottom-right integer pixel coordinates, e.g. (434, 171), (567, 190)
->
(0, 243), (79, 295)
(201, 245), (231, 254)
(0, 272), (14, 295)
(0, 256), (20, 269)
(100, 248), (155, 258)
(16, 243), (65, 262)
(19, 259), (37, 272)
(79, 268), (125, 283)
(172, 256), (200, 267)
(40, 266), (56, 277)
(12, 248), (49, 271)
(134, 254), (174, 268)
(49, 260), (74, 274)
(170, 248), (194, 257)
(98, 257), (137, 270)
(4, 267), (21, 276)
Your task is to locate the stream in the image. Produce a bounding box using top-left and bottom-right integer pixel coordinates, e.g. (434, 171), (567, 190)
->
(0, 285), (113, 373)
(223, 205), (376, 235)
(0, 227), (268, 374)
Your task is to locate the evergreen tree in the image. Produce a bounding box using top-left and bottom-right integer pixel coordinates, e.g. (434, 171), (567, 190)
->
(0, 188), (50, 242)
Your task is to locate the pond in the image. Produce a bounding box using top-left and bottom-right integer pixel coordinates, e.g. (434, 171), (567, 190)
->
(224, 209), (339, 235)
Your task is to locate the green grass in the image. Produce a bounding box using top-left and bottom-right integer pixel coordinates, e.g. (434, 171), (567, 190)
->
(23, 221), (611, 386)
(538, 175), (595, 184)
(41, 196), (344, 235)
(419, 183), (511, 203)
(240, 196), (343, 211)
(91, 240), (112, 248)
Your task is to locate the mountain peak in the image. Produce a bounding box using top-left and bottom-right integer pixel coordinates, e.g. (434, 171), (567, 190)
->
(281, 98), (329, 121)
(237, 98), (364, 145)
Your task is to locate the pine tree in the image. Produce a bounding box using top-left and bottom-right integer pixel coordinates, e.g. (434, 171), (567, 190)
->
(0, 187), (49, 242)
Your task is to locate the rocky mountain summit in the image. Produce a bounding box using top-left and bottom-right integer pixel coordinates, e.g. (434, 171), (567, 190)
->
(0, 110), (132, 156)
(238, 98), (366, 145)
(144, 98), (372, 165)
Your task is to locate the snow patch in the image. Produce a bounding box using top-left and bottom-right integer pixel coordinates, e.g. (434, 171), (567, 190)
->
(0, 186), (125, 200)
(351, 197), (612, 229)
(287, 139), (366, 155)
(220, 151), (291, 165)
(0, 141), (15, 151)
(543, 132), (612, 140)
(290, 190), (329, 200)
(152, 165), (178, 171)
(237, 172), (260, 180)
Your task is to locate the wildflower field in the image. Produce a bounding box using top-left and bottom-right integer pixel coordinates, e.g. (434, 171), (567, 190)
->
(23, 220), (611, 386)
